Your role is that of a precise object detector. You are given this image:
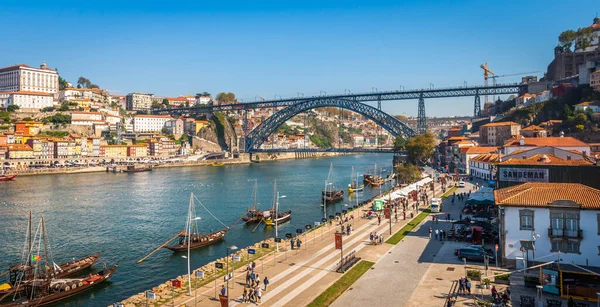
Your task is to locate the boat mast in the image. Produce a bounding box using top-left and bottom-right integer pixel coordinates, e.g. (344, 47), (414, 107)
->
(186, 193), (192, 296)
(28, 211), (32, 266)
(41, 216), (49, 279)
(253, 179), (258, 210)
(273, 180), (278, 239)
(351, 166), (355, 188)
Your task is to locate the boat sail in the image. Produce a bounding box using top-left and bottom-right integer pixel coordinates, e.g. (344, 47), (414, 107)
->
(347, 166), (364, 193)
(264, 180), (291, 226)
(0, 212), (101, 301)
(242, 180), (266, 224)
(364, 163), (385, 187)
(163, 193), (229, 252)
(322, 163), (344, 204)
(0, 216), (116, 306)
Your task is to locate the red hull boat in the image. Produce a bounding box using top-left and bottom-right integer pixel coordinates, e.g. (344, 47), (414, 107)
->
(0, 174), (17, 181)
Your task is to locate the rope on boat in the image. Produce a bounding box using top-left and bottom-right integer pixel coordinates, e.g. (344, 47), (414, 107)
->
(192, 194), (230, 229)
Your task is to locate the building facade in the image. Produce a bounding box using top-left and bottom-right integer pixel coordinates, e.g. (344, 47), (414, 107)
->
(0, 62), (59, 95)
(503, 136), (591, 156)
(126, 93), (153, 111)
(469, 153), (499, 180)
(133, 115), (173, 132)
(479, 122), (521, 146)
(496, 183), (600, 268)
(0, 91), (54, 110)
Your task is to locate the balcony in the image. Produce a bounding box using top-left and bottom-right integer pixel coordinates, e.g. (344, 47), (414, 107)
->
(548, 228), (583, 239)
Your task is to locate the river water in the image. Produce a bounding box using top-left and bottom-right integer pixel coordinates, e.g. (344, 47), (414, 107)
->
(0, 154), (393, 306)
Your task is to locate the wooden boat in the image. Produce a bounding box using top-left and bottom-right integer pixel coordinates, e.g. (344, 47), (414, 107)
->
(211, 162), (224, 167)
(242, 180), (267, 223)
(323, 163), (344, 204)
(264, 210), (291, 226)
(348, 167), (364, 192)
(164, 229), (228, 252)
(0, 174), (17, 181)
(1, 265), (117, 307)
(123, 165), (152, 173)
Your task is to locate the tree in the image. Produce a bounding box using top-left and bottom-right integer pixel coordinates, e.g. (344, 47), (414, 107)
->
(558, 29), (577, 52)
(405, 132), (435, 164)
(151, 101), (162, 109)
(393, 136), (406, 151)
(58, 76), (69, 90)
(395, 163), (422, 184)
(162, 98), (170, 106)
(7, 105), (20, 112)
(77, 77), (91, 88)
(216, 92), (236, 103)
(196, 92), (211, 97)
(89, 84), (99, 89)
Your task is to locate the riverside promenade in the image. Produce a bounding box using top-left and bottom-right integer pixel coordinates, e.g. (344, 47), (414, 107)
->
(121, 180), (445, 307)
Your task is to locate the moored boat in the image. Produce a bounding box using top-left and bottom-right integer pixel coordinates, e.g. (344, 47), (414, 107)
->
(242, 179), (268, 224)
(123, 165), (152, 173)
(1, 265), (117, 307)
(0, 174), (17, 181)
(164, 229), (228, 252)
(264, 210), (291, 226)
(348, 167), (364, 192)
(323, 163), (344, 204)
(211, 162), (224, 167)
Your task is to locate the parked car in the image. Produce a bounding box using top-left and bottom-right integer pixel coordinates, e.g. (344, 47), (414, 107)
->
(455, 247), (494, 262)
(458, 181), (465, 188)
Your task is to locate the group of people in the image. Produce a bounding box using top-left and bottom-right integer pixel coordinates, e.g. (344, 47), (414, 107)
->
(490, 285), (510, 306)
(240, 262), (270, 304)
(369, 232), (384, 245)
(429, 227), (447, 241)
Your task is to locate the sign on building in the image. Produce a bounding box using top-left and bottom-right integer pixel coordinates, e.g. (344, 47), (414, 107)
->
(499, 168), (549, 183)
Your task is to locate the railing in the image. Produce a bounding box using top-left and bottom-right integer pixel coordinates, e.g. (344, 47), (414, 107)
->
(335, 250), (360, 273)
(548, 228), (583, 239)
(443, 280), (459, 307)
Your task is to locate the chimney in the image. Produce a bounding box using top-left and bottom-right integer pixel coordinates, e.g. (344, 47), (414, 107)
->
(40, 61), (47, 69)
(519, 136), (525, 146)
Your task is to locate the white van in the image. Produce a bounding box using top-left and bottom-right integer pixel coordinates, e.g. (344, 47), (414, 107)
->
(430, 198), (442, 213)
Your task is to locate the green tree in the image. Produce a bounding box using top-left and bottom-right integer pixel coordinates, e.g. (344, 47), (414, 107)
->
(558, 29), (577, 52)
(22, 117), (33, 122)
(89, 84), (99, 89)
(216, 92), (236, 103)
(405, 132), (435, 164)
(196, 92), (211, 97)
(393, 136), (406, 151)
(58, 76), (69, 90)
(162, 98), (170, 106)
(77, 77), (91, 88)
(395, 163), (422, 184)
(7, 105), (20, 112)
(151, 101), (162, 109)
(575, 27), (597, 51)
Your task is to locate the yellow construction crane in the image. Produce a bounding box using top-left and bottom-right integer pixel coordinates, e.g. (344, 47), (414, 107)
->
(480, 62), (494, 104)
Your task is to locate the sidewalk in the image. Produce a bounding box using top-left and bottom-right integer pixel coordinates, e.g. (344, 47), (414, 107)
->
(161, 183), (443, 307)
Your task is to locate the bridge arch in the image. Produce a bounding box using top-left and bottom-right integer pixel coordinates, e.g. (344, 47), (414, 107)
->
(245, 98), (416, 153)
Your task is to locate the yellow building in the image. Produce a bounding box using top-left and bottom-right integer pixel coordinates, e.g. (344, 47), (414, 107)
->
(101, 145), (128, 157)
(195, 120), (209, 134)
(71, 98), (92, 108)
(7, 144), (34, 159)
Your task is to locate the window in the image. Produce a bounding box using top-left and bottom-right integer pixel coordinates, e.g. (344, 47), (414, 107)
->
(597, 214), (600, 235)
(551, 240), (564, 252)
(520, 240), (534, 250)
(551, 212), (564, 236)
(566, 241), (580, 253)
(520, 210), (534, 230)
(565, 213), (579, 238)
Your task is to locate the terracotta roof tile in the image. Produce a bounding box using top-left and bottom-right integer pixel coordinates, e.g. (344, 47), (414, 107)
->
(521, 125), (544, 131)
(499, 154), (593, 166)
(494, 183), (600, 209)
(482, 121), (520, 127)
(504, 137), (589, 147)
(466, 146), (498, 154)
(471, 153), (499, 163)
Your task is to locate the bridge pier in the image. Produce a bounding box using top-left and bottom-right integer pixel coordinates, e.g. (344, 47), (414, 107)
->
(417, 92), (427, 134)
(473, 90), (481, 117)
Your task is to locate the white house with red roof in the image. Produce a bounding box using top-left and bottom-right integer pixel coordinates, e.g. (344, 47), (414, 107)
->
(0, 62), (59, 95)
(503, 136), (591, 156)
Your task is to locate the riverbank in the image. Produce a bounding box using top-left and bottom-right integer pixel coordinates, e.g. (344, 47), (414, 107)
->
(10, 152), (350, 177)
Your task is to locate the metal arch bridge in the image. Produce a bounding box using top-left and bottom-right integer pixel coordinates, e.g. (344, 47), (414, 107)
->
(244, 98), (416, 153)
(153, 83), (526, 119)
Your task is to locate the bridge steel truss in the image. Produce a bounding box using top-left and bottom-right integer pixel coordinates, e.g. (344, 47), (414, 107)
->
(244, 98), (416, 153)
(155, 84), (525, 120)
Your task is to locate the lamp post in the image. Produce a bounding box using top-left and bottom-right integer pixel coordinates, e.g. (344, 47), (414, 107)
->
(275, 192), (286, 253)
(226, 245), (238, 307)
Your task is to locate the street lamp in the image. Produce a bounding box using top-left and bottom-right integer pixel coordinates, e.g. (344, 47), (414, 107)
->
(275, 193), (286, 252)
(226, 245), (238, 307)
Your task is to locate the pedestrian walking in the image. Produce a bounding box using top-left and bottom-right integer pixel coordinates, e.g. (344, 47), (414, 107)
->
(458, 277), (464, 294)
(248, 287), (255, 303)
(255, 286), (262, 304)
(403, 211), (406, 220)
(245, 270), (251, 285)
(395, 212), (398, 222)
(252, 261), (256, 271)
(379, 234), (384, 244)
(242, 287), (248, 303)
(429, 227), (432, 238)
(250, 271), (256, 287)
(447, 213), (450, 220)
(377, 215), (381, 225)
(369, 232), (374, 243)
(220, 285), (227, 297)
(435, 229), (439, 240)
(263, 276), (269, 291)
(466, 279), (472, 294)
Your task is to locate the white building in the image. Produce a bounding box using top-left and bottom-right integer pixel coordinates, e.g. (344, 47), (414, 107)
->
(0, 62), (59, 95)
(0, 91), (54, 110)
(195, 96), (211, 105)
(534, 90), (552, 103)
(70, 112), (105, 126)
(503, 136), (591, 156)
(516, 93), (535, 107)
(463, 146), (498, 175)
(133, 115), (173, 132)
(574, 100), (600, 113)
(164, 118), (184, 135)
(126, 93), (153, 111)
(60, 88), (107, 103)
(496, 182), (600, 267)
(469, 153), (498, 180)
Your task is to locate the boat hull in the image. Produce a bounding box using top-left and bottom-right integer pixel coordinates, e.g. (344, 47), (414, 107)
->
(264, 211), (291, 226)
(164, 230), (227, 252)
(0, 174), (17, 181)
(2, 266), (117, 307)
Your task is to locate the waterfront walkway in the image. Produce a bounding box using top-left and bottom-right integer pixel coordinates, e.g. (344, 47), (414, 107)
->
(162, 182), (444, 307)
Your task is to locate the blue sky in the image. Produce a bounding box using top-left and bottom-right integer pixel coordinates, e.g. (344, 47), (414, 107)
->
(1, 0), (597, 116)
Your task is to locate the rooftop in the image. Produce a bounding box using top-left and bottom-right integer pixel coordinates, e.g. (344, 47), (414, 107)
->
(465, 146), (498, 155)
(494, 183), (600, 209)
(521, 125), (544, 131)
(471, 153), (499, 163)
(574, 100), (600, 107)
(504, 136), (589, 147)
(499, 153), (593, 166)
(481, 121), (520, 127)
